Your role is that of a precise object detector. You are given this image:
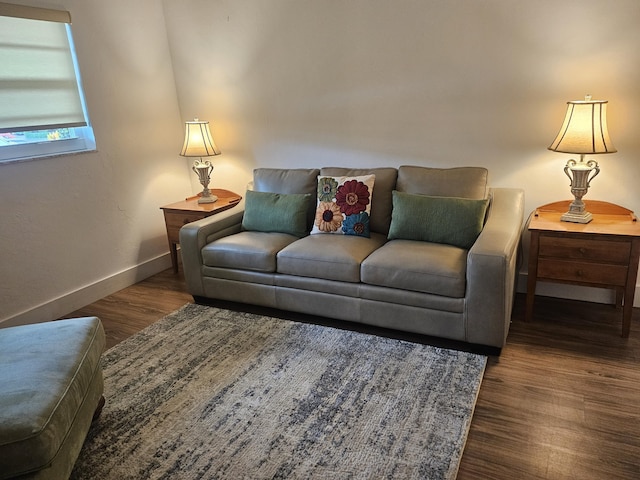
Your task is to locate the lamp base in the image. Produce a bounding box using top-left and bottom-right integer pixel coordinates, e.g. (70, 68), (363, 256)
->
(193, 160), (217, 204)
(197, 191), (218, 204)
(560, 155), (599, 224)
(561, 210), (593, 223)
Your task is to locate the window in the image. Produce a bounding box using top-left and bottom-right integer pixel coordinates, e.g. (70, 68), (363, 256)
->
(0, 3), (95, 163)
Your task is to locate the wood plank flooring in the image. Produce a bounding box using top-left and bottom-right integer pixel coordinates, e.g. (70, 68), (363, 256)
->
(64, 268), (640, 479)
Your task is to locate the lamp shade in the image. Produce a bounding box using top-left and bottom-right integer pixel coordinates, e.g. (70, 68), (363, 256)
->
(548, 96), (616, 155)
(179, 119), (221, 157)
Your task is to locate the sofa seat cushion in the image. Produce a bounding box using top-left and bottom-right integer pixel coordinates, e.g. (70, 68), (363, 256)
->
(0, 317), (105, 479)
(361, 239), (467, 297)
(202, 231), (299, 273)
(277, 232), (387, 282)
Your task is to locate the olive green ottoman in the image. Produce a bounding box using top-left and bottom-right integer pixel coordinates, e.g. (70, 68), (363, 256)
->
(0, 317), (105, 480)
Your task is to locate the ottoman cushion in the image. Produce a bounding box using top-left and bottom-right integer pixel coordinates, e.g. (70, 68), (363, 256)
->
(0, 317), (105, 479)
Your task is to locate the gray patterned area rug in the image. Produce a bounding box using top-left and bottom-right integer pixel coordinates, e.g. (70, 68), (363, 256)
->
(71, 303), (486, 479)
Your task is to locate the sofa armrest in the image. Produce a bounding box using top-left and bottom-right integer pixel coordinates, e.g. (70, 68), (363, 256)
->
(179, 210), (244, 296)
(466, 188), (525, 347)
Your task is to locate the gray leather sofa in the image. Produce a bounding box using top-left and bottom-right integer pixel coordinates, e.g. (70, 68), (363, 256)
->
(180, 166), (524, 349)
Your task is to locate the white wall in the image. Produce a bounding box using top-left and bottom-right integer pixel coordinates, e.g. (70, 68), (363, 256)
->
(163, 0), (640, 304)
(0, 0), (193, 326)
(163, 0), (640, 210)
(2, 0), (639, 327)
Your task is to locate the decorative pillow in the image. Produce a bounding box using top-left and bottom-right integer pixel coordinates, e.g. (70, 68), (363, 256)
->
(242, 190), (312, 238)
(310, 175), (375, 237)
(388, 191), (489, 249)
(321, 167), (398, 235)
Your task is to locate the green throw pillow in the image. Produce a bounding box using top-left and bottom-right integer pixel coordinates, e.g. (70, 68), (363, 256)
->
(388, 191), (489, 249)
(242, 190), (312, 238)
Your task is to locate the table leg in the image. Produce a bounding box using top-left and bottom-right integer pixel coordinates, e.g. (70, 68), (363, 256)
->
(621, 239), (640, 337)
(525, 231), (540, 322)
(169, 242), (178, 273)
(614, 287), (624, 309)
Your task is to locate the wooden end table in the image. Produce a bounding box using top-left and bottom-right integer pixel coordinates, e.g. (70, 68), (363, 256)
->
(525, 200), (640, 337)
(160, 189), (242, 273)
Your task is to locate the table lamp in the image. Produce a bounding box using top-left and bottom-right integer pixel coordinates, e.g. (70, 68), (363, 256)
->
(180, 118), (221, 204)
(548, 95), (616, 223)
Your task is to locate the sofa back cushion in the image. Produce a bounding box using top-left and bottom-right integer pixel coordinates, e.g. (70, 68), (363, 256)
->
(253, 168), (320, 194)
(321, 167), (398, 235)
(397, 166), (488, 199)
(253, 168), (320, 231)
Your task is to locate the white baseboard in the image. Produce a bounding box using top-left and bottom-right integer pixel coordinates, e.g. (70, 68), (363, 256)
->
(516, 273), (640, 307)
(0, 253), (172, 328)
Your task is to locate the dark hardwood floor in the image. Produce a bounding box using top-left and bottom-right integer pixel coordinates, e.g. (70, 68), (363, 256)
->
(65, 267), (640, 479)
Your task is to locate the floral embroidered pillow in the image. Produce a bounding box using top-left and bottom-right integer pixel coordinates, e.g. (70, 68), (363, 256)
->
(311, 174), (375, 237)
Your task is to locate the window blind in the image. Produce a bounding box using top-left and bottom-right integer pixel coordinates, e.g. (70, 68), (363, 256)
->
(0, 3), (87, 134)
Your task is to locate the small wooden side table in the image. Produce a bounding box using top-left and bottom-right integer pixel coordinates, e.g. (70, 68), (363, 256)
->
(160, 189), (242, 273)
(526, 200), (640, 337)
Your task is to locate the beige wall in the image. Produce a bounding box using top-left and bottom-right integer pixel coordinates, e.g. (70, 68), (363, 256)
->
(164, 0), (640, 305)
(164, 0), (640, 217)
(2, 0), (639, 325)
(0, 0), (191, 325)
